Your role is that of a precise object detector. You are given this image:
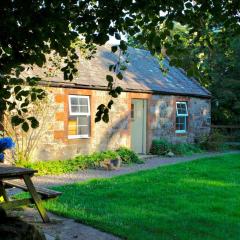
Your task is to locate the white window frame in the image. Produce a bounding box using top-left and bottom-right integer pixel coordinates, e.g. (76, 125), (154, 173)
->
(68, 95), (90, 139)
(176, 101), (188, 133)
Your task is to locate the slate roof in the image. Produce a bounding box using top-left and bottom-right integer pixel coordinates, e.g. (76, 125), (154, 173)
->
(24, 45), (211, 98)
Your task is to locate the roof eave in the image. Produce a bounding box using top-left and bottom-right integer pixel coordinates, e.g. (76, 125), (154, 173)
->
(39, 81), (211, 99)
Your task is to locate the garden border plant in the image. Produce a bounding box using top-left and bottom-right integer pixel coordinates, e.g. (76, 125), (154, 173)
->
(18, 147), (143, 176)
(150, 138), (203, 156)
(150, 131), (233, 157)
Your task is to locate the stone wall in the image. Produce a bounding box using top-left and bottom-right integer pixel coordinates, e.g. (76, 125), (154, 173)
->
(33, 87), (133, 161)
(149, 95), (211, 143)
(32, 87), (211, 161)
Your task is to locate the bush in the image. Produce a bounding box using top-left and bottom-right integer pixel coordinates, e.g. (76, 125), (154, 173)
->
(150, 139), (171, 155)
(150, 138), (202, 156)
(171, 143), (202, 156)
(199, 130), (227, 151)
(74, 150), (119, 169)
(117, 147), (143, 163)
(18, 148), (141, 176)
(226, 142), (240, 150)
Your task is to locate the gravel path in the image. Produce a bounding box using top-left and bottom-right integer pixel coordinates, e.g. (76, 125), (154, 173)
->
(32, 151), (240, 187)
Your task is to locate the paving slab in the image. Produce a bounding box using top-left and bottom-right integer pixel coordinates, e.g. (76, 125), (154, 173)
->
(9, 207), (120, 240)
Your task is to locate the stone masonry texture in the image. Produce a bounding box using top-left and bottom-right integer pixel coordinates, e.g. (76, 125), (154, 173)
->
(32, 87), (211, 161)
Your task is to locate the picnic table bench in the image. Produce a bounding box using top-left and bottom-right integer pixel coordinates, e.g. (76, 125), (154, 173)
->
(0, 164), (61, 223)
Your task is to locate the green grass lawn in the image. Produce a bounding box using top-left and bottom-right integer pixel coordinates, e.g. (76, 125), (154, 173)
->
(44, 153), (240, 240)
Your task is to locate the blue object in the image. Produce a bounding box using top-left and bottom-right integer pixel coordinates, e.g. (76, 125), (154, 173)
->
(0, 137), (15, 162)
(0, 153), (4, 162)
(0, 137), (15, 152)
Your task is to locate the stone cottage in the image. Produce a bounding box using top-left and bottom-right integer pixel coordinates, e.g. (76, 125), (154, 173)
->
(22, 45), (211, 161)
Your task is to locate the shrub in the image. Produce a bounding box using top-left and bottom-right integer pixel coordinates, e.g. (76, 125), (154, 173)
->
(18, 148), (141, 176)
(150, 139), (170, 155)
(117, 147), (143, 163)
(2, 94), (58, 163)
(150, 138), (202, 156)
(199, 130), (227, 151)
(74, 150), (119, 169)
(171, 143), (202, 156)
(225, 142), (240, 150)
(20, 159), (78, 176)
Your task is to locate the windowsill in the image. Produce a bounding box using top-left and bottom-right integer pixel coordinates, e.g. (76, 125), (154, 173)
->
(68, 135), (90, 139)
(175, 130), (187, 134)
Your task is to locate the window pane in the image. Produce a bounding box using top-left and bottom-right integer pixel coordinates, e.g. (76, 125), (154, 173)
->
(71, 106), (80, 113)
(176, 102), (187, 115)
(77, 126), (89, 135)
(77, 116), (89, 125)
(70, 96), (90, 114)
(131, 104), (134, 119)
(80, 106), (89, 113)
(176, 116), (185, 124)
(79, 98), (88, 105)
(178, 107), (186, 114)
(176, 116), (186, 131)
(71, 97), (78, 105)
(77, 116), (90, 135)
(68, 117), (78, 135)
(68, 116), (90, 136)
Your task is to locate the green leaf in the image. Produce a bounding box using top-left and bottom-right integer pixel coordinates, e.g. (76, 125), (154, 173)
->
(9, 77), (24, 85)
(106, 75), (114, 82)
(8, 102), (16, 111)
(19, 90), (30, 97)
(107, 100), (114, 109)
(95, 116), (101, 122)
(165, 20), (174, 30)
(69, 73), (73, 81)
(185, 2), (192, 9)
(109, 90), (118, 98)
(22, 122), (29, 132)
(21, 99), (30, 108)
(104, 108), (109, 114)
(102, 113), (109, 123)
(31, 93), (37, 101)
(28, 117), (39, 128)
(116, 72), (123, 80)
(115, 33), (121, 40)
(115, 86), (123, 94)
(109, 64), (115, 72)
(11, 116), (24, 126)
(119, 40), (127, 51)
(14, 86), (22, 94)
(111, 46), (118, 53)
(97, 104), (105, 111)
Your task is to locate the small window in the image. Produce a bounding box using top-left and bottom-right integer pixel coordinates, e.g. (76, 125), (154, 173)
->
(176, 102), (188, 133)
(68, 95), (90, 139)
(131, 103), (134, 120)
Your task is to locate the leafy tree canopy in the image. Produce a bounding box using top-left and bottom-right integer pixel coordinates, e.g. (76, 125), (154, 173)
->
(209, 36), (240, 125)
(129, 11), (240, 125)
(0, 0), (240, 129)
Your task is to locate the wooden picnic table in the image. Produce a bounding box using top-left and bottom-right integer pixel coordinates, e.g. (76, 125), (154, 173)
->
(0, 164), (50, 223)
